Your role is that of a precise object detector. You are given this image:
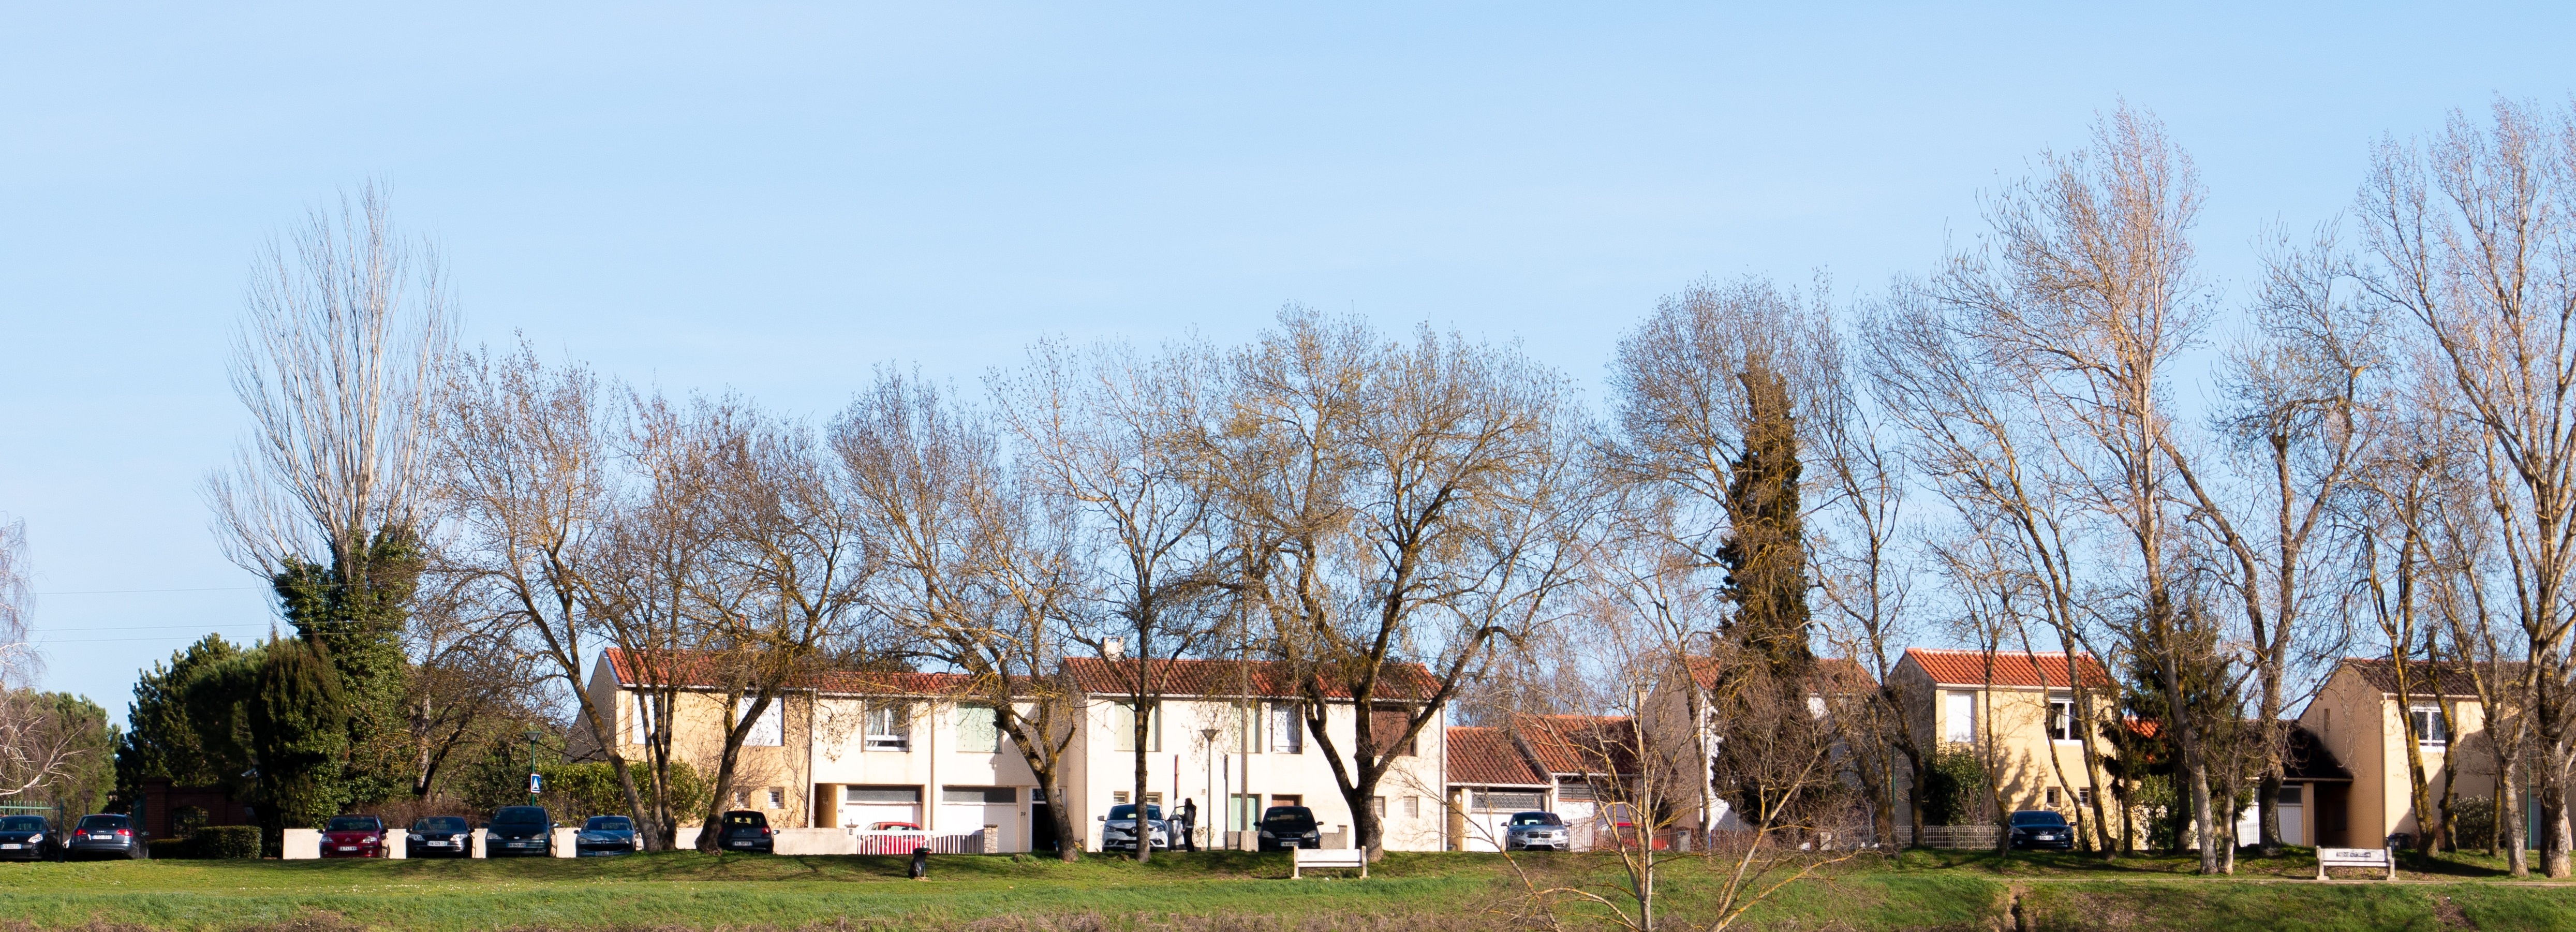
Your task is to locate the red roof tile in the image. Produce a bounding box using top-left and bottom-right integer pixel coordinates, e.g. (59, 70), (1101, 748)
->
(2340, 658), (2515, 699)
(1061, 657), (1439, 701)
(1902, 648), (2111, 689)
(1512, 714), (1638, 777)
(1447, 726), (1548, 787)
(1683, 655), (1879, 692)
(605, 648), (987, 697)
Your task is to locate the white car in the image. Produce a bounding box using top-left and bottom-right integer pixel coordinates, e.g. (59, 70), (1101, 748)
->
(1504, 811), (1570, 851)
(1100, 804), (1169, 851)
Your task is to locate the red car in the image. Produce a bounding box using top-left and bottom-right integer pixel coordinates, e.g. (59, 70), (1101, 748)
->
(321, 815), (388, 858)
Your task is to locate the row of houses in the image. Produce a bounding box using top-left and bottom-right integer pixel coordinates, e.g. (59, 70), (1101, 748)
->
(577, 646), (2513, 853)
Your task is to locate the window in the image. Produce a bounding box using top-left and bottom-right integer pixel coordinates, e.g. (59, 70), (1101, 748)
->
(865, 703), (911, 751)
(943, 786), (1015, 804)
(2045, 787), (2060, 807)
(1228, 793), (1260, 831)
(955, 705), (1000, 753)
(1112, 790), (1163, 805)
(630, 694), (655, 746)
(1226, 703), (1261, 754)
(2276, 786), (2303, 805)
(1403, 796), (1420, 819)
(2409, 705), (2450, 749)
(1558, 779), (1596, 802)
(1807, 695), (1828, 719)
(1475, 790), (1544, 811)
(766, 787), (785, 808)
(1110, 701), (1161, 752)
(1268, 703), (1305, 753)
(739, 700), (783, 747)
(2049, 698), (2077, 742)
(2077, 788), (2093, 806)
(1945, 691), (1976, 744)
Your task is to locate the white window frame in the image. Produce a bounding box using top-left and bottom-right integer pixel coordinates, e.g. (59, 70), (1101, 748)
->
(865, 702), (912, 751)
(1110, 701), (1161, 752)
(1267, 702), (1305, 754)
(2048, 696), (2078, 743)
(1944, 691), (1977, 744)
(954, 704), (1000, 753)
(738, 699), (783, 747)
(2409, 704), (2449, 750)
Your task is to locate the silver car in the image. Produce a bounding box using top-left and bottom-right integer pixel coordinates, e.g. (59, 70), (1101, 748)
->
(1504, 811), (1569, 851)
(1101, 803), (1169, 852)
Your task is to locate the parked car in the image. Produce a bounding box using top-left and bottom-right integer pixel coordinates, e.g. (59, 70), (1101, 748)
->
(320, 815), (388, 859)
(1503, 811), (1569, 852)
(65, 813), (147, 860)
(2007, 810), (2075, 851)
(0, 816), (63, 862)
(486, 806), (557, 857)
(406, 816), (473, 857)
(575, 816), (638, 857)
(1101, 803), (1168, 852)
(713, 810), (774, 853)
(1254, 806), (1319, 851)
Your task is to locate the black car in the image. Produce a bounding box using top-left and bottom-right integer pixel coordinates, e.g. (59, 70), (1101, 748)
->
(2007, 809), (2075, 851)
(486, 806), (556, 857)
(65, 813), (147, 860)
(0, 816), (62, 862)
(406, 816), (473, 858)
(575, 815), (638, 857)
(1255, 806), (1320, 851)
(714, 810), (773, 854)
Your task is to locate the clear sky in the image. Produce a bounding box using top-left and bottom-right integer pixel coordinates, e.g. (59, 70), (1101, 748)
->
(4, 3), (2571, 723)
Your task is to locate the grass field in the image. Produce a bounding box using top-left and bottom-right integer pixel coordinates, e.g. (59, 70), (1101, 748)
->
(3, 847), (2573, 931)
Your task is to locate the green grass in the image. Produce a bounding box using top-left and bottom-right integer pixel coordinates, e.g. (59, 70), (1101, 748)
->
(5, 848), (2575, 931)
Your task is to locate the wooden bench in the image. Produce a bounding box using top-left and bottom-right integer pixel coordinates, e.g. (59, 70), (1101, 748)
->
(2315, 847), (2394, 881)
(1292, 846), (1367, 879)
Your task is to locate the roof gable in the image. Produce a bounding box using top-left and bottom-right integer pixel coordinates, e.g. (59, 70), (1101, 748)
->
(2338, 658), (2509, 700)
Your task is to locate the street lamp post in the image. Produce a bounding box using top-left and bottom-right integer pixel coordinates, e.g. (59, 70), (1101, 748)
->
(1200, 728), (1221, 852)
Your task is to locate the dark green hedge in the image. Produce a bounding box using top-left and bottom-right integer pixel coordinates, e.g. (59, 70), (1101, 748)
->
(152, 825), (262, 859)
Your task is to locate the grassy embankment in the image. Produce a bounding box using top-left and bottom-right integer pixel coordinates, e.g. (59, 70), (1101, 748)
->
(3, 847), (2572, 931)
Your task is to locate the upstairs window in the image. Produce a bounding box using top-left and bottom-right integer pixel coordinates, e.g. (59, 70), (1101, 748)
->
(738, 700), (783, 747)
(1225, 703), (1261, 754)
(2409, 705), (2449, 749)
(1268, 703), (1305, 754)
(1110, 701), (1161, 752)
(954, 705), (1000, 753)
(865, 703), (912, 751)
(2049, 698), (2077, 742)
(1944, 691), (1977, 744)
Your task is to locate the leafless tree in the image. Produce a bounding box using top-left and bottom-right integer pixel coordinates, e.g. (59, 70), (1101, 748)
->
(1916, 106), (2216, 870)
(1211, 307), (1589, 860)
(2358, 99), (2576, 876)
(0, 518), (88, 801)
(993, 337), (1225, 863)
(837, 370), (1087, 861)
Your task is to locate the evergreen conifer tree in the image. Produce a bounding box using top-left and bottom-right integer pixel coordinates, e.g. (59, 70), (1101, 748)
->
(1715, 359), (1813, 678)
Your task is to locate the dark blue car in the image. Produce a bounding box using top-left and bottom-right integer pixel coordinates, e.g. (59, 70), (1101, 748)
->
(2007, 810), (2075, 851)
(576, 816), (638, 857)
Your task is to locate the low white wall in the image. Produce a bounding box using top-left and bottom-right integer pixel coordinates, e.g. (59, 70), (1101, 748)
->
(674, 826), (701, 850)
(386, 836), (405, 859)
(282, 829), (320, 860)
(471, 832), (486, 858)
(554, 827), (578, 857)
(775, 827), (855, 855)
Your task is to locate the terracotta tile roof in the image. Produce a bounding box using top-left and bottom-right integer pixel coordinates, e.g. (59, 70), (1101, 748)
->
(1447, 726), (1548, 787)
(1902, 648), (2111, 689)
(1683, 655), (1879, 692)
(1512, 714), (1638, 777)
(604, 648), (990, 697)
(2340, 658), (2516, 700)
(1060, 657), (1439, 701)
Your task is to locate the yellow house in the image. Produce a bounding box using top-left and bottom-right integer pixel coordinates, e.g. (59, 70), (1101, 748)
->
(2297, 659), (2504, 849)
(1890, 648), (2112, 826)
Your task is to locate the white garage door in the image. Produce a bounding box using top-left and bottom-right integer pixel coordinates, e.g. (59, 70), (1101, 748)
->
(842, 785), (923, 829)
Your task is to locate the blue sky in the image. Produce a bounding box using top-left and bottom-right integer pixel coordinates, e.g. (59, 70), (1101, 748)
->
(4, 2), (2571, 722)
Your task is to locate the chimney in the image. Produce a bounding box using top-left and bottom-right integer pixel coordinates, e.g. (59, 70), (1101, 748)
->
(1104, 637), (1126, 660)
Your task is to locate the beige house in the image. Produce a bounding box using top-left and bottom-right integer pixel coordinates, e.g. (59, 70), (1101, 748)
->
(2297, 659), (2507, 849)
(1890, 648), (2112, 826)
(1058, 657), (1450, 852)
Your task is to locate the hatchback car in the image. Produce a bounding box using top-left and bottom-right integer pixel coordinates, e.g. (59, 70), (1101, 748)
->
(1101, 804), (1168, 852)
(2007, 810), (2074, 851)
(66, 813), (147, 860)
(1254, 806), (1319, 851)
(1503, 811), (1570, 851)
(575, 816), (638, 857)
(406, 816), (472, 857)
(714, 810), (774, 853)
(320, 815), (388, 858)
(0, 816), (63, 862)
(486, 806), (556, 857)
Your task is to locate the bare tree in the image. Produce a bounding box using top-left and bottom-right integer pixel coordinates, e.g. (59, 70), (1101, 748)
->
(993, 337), (1226, 864)
(1212, 307), (1589, 860)
(837, 371), (1087, 861)
(0, 518), (88, 801)
(2358, 99), (2576, 876)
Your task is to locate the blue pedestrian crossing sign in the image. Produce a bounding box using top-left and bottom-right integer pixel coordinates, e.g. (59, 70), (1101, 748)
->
(529, 773), (544, 794)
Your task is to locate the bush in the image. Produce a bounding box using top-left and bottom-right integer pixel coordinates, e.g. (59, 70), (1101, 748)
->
(1924, 749), (1991, 825)
(2450, 796), (2498, 851)
(146, 838), (193, 859)
(197, 825), (261, 859)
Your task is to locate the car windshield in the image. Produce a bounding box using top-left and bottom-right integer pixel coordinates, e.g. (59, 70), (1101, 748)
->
(77, 815), (129, 830)
(418, 817), (467, 832)
(327, 816), (378, 831)
(2010, 812), (2068, 827)
(0, 817), (42, 832)
(1261, 808), (1313, 827)
(1509, 812), (1562, 826)
(493, 807), (548, 825)
(1107, 804), (1162, 821)
(586, 817), (632, 831)
(723, 813), (764, 826)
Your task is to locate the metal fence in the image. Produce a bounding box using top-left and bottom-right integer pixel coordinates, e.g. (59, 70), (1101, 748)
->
(849, 830), (985, 855)
(1890, 825), (1998, 849)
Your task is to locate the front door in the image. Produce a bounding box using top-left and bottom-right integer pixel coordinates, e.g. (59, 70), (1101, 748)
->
(1031, 805), (1057, 853)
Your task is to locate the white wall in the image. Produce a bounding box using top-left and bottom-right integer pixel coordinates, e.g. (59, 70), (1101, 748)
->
(1073, 696), (1448, 852)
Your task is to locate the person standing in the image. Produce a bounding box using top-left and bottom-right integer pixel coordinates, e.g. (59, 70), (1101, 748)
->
(1177, 798), (1199, 852)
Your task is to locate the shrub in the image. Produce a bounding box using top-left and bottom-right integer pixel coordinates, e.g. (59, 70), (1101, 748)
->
(197, 825), (261, 859)
(1923, 749), (1990, 825)
(2450, 796), (2498, 851)
(147, 838), (194, 859)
